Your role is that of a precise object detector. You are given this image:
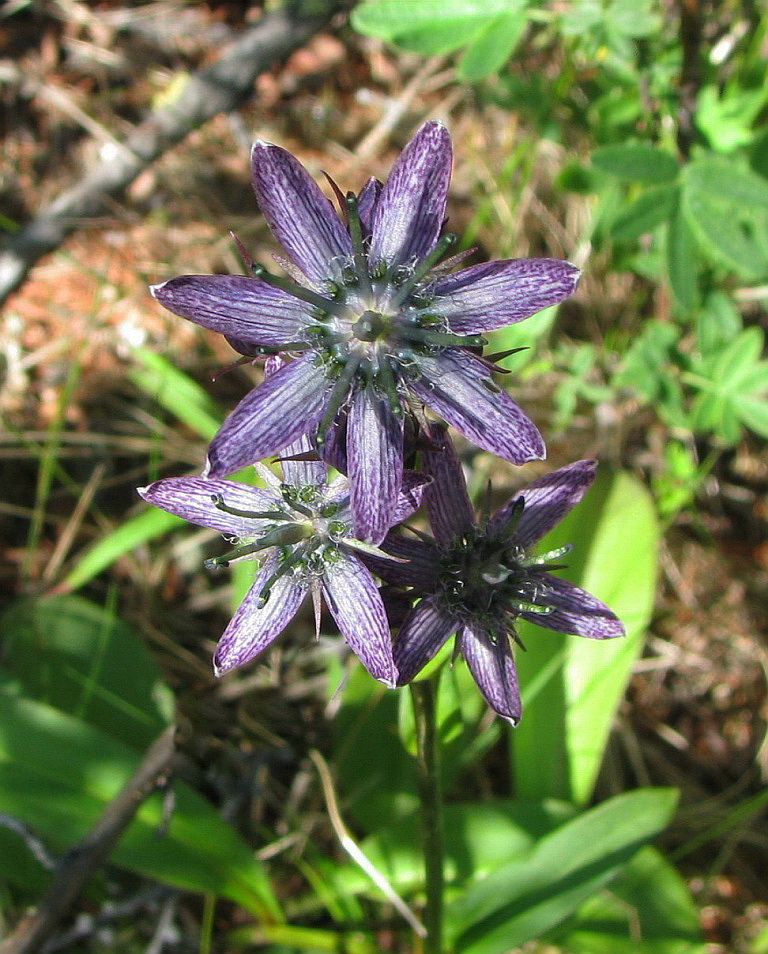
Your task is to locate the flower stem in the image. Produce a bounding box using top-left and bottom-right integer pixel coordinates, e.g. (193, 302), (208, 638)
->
(410, 678), (444, 954)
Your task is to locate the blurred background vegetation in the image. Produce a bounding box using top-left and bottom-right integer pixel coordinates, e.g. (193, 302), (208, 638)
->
(1, 1), (767, 952)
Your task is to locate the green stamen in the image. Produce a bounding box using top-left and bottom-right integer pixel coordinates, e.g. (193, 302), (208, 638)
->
(345, 192), (373, 298)
(252, 264), (345, 317)
(315, 353), (362, 447)
(389, 233), (458, 308)
(211, 493), (288, 521)
(398, 327), (486, 349)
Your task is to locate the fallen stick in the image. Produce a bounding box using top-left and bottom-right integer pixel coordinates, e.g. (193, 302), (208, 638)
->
(0, 725), (177, 954)
(0, 1), (347, 307)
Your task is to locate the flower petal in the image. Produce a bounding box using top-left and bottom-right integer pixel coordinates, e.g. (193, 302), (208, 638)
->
(411, 350), (545, 464)
(214, 555), (307, 674)
(357, 177), (382, 234)
(321, 551), (397, 687)
(420, 423), (475, 545)
(460, 623), (521, 725)
(393, 596), (457, 685)
(492, 459), (598, 548)
(347, 387), (404, 544)
(280, 434), (327, 489)
(364, 534), (440, 588)
(151, 275), (308, 346)
(523, 575), (626, 640)
(434, 259), (581, 334)
(206, 353), (329, 477)
(138, 478), (278, 536)
(251, 141), (353, 286)
(393, 469), (429, 523)
(369, 121), (452, 268)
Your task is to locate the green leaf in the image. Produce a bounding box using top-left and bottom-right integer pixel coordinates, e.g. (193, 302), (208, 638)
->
(0, 595), (172, 749)
(695, 292), (742, 354)
(458, 11), (528, 81)
(0, 689), (281, 920)
(610, 184), (678, 243)
(684, 155), (768, 211)
(708, 327), (764, 386)
(552, 846), (705, 953)
(62, 506), (184, 591)
(446, 789), (678, 953)
(351, 0), (513, 54)
(735, 394), (768, 439)
(130, 346), (223, 441)
(592, 145), (679, 184)
(666, 198), (700, 311)
(512, 469), (659, 805)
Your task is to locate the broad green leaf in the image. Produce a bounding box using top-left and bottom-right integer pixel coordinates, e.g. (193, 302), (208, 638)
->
(62, 506), (183, 591)
(328, 798), (575, 897)
(735, 394), (768, 438)
(684, 155), (768, 211)
(446, 788), (678, 953)
(1, 595), (172, 749)
(610, 184), (677, 243)
(130, 346), (223, 440)
(695, 291), (742, 354)
(592, 145), (679, 184)
(512, 469), (659, 804)
(458, 11), (528, 81)
(0, 690), (281, 920)
(551, 846), (704, 953)
(666, 198), (699, 311)
(351, 0), (512, 54)
(708, 327), (764, 386)
(0, 826), (50, 893)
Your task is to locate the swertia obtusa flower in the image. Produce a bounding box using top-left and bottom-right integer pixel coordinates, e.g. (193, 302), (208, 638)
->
(138, 438), (423, 687)
(151, 121), (580, 544)
(367, 427), (626, 724)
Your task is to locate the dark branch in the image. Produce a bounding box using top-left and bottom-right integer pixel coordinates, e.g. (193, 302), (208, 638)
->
(0, 726), (177, 954)
(0, 0), (347, 307)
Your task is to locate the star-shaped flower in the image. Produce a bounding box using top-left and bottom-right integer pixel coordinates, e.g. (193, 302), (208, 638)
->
(152, 122), (580, 543)
(138, 442), (423, 686)
(368, 427), (625, 723)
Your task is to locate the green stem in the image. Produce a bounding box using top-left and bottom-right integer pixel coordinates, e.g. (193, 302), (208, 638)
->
(410, 678), (444, 953)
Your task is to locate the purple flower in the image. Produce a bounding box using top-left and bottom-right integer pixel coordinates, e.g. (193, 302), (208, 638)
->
(372, 428), (625, 724)
(151, 121), (580, 544)
(137, 443), (423, 687)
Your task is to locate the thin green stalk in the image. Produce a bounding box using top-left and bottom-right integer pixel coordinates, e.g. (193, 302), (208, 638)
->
(410, 678), (444, 954)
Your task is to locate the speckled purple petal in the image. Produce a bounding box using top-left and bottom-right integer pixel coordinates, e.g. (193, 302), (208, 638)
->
(357, 177), (382, 234)
(347, 387), (404, 544)
(214, 555), (307, 675)
(523, 575), (626, 640)
(434, 259), (581, 334)
(251, 141), (353, 286)
(369, 122), (452, 268)
(460, 622), (521, 725)
(280, 434), (327, 489)
(363, 533), (440, 589)
(138, 478), (278, 536)
(206, 353), (329, 477)
(420, 424), (475, 545)
(321, 551), (397, 687)
(393, 470), (429, 523)
(151, 275), (308, 346)
(491, 460), (598, 548)
(411, 350), (545, 465)
(393, 597), (458, 685)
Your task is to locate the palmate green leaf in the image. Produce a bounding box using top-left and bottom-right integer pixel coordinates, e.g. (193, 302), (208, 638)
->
(609, 183), (678, 243)
(551, 846), (705, 954)
(592, 145), (679, 184)
(0, 688), (281, 921)
(735, 394), (768, 439)
(1, 594), (172, 750)
(666, 197), (700, 311)
(512, 469), (658, 805)
(446, 789), (678, 954)
(681, 160), (768, 280)
(457, 11), (528, 81)
(351, 0), (516, 56)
